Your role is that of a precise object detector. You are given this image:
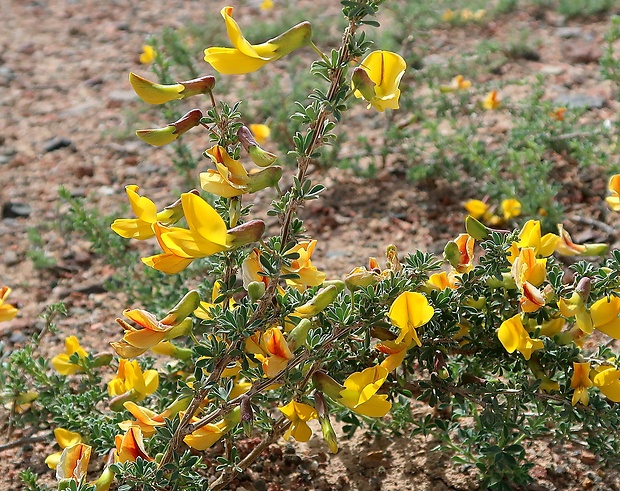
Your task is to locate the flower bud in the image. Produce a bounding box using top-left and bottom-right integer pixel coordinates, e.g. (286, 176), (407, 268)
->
(314, 391), (338, 453)
(351, 67), (376, 103)
(294, 285), (339, 318)
(247, 166), (283, 192)
(443, 240), (461, 269)
(129, 72), (184, 104)
(129, 72), (215, 105)
(227, 219), (266, 247)
(165, 395), (192, 417)
(583, 243), (609, 256)
(150, 341), (192, 360)
(434, 350), (447, 378)
(248, 145), (278, 168)
(162, 318), (193, 341)
(229, 197), (241, 228)
(109, 390), (138, 412)
(269, 21), (313, 56)
(287, 318), (313, 351)
(161, 290), (201, 326)
(241, 395), (253, 437)
(465, 215), (490, 240)
(93, 465), (115, 491)
(15, 390), (38, 406)
(345, 267), (379, 291)
(247, 281), (266, 301)
(180, 75), (216, 98)
(323, 280), (345, 293)
(575, 277), (591, 302)
(92, 352), (114, 368)
(136, 109), (203, 147)
(237, 125), (259, 150)
(312, 371), (344, 401)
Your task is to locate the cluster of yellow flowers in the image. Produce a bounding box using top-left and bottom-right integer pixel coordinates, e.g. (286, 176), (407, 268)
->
(42, 2), (620, 487)
(464, 197), (522, 226)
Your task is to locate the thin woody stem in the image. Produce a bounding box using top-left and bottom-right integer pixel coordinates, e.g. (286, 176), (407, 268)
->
(280, 20), (358, 247)
(210, 418), (291, 491)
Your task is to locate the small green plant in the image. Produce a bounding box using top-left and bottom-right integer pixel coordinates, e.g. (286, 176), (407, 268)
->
(27, 227), (58, 271)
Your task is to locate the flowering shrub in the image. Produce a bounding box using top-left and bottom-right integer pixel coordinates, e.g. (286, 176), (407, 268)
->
(4, 3), (620, 491)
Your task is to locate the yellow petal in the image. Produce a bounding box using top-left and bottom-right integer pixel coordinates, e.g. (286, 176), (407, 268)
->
(591, 297), (620, 330)
(463, 199), (488, 219)
(388, 291), (434, 344)
(111, 218), (154, 240)
(141, 251), (194, 274)
(54, 428), (82, 448)
(348, 394), (392, 417)
(57, 443), (92, 481)
(181, 193), (229, 247)
(498, 315), (521, 354)
(183, 423), (224, 450)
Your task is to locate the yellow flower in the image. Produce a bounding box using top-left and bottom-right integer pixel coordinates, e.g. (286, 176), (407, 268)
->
(463, 199), (490, 220)
(183, 408), (240, 450)
(201, 145), (249, 197)
(45, 428), (82, 470)
(259, 0), (274, 10)
(513, 220), (558, 259)
(139, 45), (156, 64)
(140, 222), (195, 274)
(249, 123), (271, 145)
(56, 443), (92, 481)
(114, 427), (152, 463)
(129, 72), (215, 105)
(107, 359), (159, 401)
(204, 7), (312, 75)
(590, 296), (620, 339)
(340, 366), (392, 417)
(119, 401), (169, 437)
(352, 50), (407, 112)
(501, 199), (521, 220)
(313, 367), (392, 417)
(279, 401), (317, 442)
(593, 365), (620, 402)
(52, 336), (88, 375)
(550, 107), (566, 121)
(136, 109), (203, 147)
(200, 145), (282, 197)
(510, 246), (548, 313)
(440, 74), (472, 92)
(427, 271), (460, 291)
(194, 280), (236, 321)
(111, 293), (198, 358)
(511, 248), (547, 288)
(142, 193), (231, 273)
(555, 224), (608, 257)
(606, 174), (620, 211)
(388, 291), (435, 348)
(482, 90), (500, 110)
(570, 362), (593, 406)
(497, 314), (544, 360)
(0, 286), (18, 322)
(442, 9), (455, 21)
(111, 186), (186, 240)
(246, 327), (293, 377)
(444, 234), (475, 273)
(282, 240), (326, 291)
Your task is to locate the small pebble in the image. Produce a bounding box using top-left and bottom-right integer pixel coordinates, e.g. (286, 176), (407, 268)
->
(42, 137), (73, 153)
